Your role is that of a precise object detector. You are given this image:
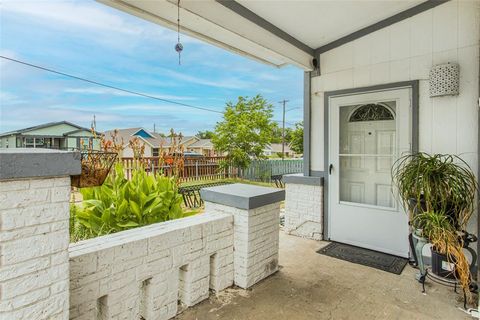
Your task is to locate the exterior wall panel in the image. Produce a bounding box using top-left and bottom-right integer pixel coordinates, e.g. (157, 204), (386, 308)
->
(311, 0), (479, 232)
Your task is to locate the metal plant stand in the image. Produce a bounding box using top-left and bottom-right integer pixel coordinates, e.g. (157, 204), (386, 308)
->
(412, 230), (428, 282)
(421, 267), (467, 310)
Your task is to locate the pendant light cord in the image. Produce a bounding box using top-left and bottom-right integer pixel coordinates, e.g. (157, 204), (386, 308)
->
(177, 0), (180, 43)
(177, 0), (181, 65)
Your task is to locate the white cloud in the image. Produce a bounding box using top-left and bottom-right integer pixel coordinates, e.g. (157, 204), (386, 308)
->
(63, 87), (197, 101)
(1, 0), (142, 35)
(157, 67), (252, 90)
(0, 91), (26, 104)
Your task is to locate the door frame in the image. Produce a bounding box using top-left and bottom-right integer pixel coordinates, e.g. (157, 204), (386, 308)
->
(320, 80), (419, 240)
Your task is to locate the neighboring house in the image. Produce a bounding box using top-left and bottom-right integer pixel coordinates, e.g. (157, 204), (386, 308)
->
(104, 127), (198, 158)
(0, 121), (100, 150)
(104, 1), (480, 261)
(187, 139), (218, 156)
(263, 143), (296, 158)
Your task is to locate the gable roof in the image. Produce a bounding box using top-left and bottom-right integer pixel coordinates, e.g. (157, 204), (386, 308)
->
(0, 121), (96, 138)
(189, 139), (214, 148)
(268, 143), (293, 153)
(131, 128), (155, 139)
(103, 128), (197, 148)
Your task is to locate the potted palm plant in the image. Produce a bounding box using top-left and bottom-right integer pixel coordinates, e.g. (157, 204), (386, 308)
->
(392, 153), (477, 298)
(392, 153), (477, 230)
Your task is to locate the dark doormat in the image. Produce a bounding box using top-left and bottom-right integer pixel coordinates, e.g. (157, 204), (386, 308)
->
(317, 242), (408, 275)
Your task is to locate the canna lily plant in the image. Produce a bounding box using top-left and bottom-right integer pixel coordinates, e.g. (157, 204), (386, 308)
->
(72, 163), (190, 238)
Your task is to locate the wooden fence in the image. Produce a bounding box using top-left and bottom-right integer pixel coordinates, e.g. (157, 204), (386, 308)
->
(121, 157), (302, 183)
(121, 156), (237, 182)
(240, 159), (303, 182)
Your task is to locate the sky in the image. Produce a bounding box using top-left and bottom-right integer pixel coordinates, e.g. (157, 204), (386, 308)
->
(0, 0), (303, 136)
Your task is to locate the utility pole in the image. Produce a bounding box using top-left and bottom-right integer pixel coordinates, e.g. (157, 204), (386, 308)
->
(279, 100), (289, 160)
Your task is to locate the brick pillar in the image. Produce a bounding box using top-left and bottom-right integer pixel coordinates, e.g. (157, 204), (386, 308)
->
(283, 174), (323, 240)
(201, 183), (285, 289)
(0, 149), (81, 320)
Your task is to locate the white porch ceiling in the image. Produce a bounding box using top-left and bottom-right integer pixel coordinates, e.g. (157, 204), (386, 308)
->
(98, 0), (426, 70)
(237, 0), (424, 49)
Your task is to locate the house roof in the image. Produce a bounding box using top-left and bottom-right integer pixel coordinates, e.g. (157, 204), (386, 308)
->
(104, 128), (197, 148)
(268, 143), (293, 153)
(0, 121), (96, 138)
(189, 139), (214, 148)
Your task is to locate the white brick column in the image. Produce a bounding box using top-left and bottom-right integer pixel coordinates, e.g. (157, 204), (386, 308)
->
(283, 174), (323, 240)
(0, 149), (81, 320)
(201, 183), (284, 289)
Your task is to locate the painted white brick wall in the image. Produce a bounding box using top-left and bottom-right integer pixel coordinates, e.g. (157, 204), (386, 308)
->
(284, 183), (323, 240)
(68, 213), (234, 320)
(0, 176), (71, 320)
(204, 202), (280, 289)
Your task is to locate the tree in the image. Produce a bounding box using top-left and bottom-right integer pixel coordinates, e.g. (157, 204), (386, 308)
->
(289, 121), (304, 154)
(271, 123), (292, 144)
(196, 130), (215, 139)
(212, 95), (275, 169)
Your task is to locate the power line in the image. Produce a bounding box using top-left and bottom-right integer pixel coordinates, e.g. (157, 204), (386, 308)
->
(0, 55), (299, 126)
(0, 55), (223, 114)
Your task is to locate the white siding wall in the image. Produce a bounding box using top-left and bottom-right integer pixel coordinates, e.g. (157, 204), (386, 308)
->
(311, 0), (479, 178)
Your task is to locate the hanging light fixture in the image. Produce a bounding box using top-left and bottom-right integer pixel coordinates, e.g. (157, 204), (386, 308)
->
(175, 0), (183, 65)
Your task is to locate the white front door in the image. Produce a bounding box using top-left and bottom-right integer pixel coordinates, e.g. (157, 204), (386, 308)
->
(328, 88), (412, 258)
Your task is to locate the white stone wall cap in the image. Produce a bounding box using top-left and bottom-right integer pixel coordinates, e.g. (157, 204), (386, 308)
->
(69, 212), (231, 256)
(283, 173), (324, 186)
(0, 148), (81, 180)
(200, 183), (285, 210)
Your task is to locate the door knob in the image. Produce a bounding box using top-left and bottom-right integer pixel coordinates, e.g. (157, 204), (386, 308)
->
(329, 164), (333, 175)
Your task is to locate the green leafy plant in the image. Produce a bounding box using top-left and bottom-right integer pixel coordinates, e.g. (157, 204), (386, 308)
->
(392, 153), (477, 229)
(72, 163), (189, 239)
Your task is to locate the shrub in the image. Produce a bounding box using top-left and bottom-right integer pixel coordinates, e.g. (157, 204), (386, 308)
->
(71, 163), (189, 240)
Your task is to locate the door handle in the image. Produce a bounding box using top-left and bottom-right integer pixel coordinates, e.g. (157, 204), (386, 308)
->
(329, 164), (333, 175)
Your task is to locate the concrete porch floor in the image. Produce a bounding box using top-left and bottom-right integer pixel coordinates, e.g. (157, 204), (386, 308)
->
(176, 232), (474, 320)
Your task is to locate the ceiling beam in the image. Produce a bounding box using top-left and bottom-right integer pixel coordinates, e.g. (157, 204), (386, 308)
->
(314, 0), (450, 56)
(216, 0), (315, 56)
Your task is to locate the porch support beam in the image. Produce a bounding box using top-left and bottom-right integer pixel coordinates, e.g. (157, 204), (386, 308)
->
(303, 72), (311, 176)
(314, 0), (450, 55)
(215, 0), (314, 56)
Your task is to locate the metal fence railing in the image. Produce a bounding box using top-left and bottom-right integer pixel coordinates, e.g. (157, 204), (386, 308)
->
(240, 159), (303, 182)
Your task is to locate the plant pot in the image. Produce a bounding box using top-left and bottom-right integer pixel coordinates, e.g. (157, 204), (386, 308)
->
(431, 247), (456, 279)
(71, 151), (117, 188)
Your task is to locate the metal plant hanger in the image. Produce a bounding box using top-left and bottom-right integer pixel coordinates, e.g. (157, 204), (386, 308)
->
(175, 0), (183, 65)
